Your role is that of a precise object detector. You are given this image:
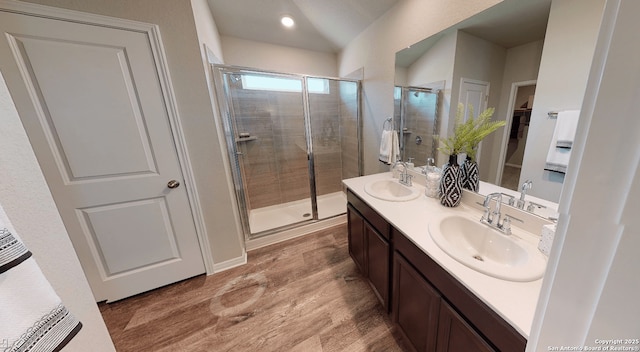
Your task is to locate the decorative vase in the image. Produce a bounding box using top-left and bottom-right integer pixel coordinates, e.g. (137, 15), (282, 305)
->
(439, 154), (463, 207)
(462, 156), (479, 192)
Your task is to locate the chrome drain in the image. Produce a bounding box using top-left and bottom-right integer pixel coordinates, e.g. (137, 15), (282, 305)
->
(472, 255), (484, 262)
(303, 213), (311, 217)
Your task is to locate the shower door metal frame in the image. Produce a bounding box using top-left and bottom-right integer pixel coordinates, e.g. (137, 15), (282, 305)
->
(211, 65), (362, 240)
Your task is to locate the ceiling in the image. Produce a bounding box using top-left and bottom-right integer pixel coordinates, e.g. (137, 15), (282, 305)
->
(207, 0), (551, 60)
(207, 0), (400, 53)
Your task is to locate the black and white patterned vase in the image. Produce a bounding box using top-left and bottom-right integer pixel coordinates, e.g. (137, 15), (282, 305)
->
(462, 156), (479, 192)
(439, 154), (463, 207)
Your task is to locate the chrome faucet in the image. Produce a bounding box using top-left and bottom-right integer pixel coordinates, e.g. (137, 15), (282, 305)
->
(517, 180), (533, 209)
(480, 192), (522, 235)
(392, 161), (413, 186)
(482, 192), (502, 225)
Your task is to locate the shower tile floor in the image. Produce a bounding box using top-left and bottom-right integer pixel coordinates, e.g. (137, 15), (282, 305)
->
(249, 191), (346, 234)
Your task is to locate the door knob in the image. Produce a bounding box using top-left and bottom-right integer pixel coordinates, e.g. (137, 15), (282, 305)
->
(167, 180), (180, 189)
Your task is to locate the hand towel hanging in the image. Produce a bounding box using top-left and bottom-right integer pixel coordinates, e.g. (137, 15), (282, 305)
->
(379, 117), (399, 164)
(545, 110), (580, 173)
(0, 227), (82, 352)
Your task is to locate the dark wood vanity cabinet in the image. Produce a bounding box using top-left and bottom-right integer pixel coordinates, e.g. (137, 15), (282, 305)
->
(347, 203), (367, 274)
(393, 252), (440, 352)
(366, 223), (390, 309)
(346, 189), (526, 352)
(347, 191), (391, 311)
(393, 245), (494, 352)
(437, 302), (494, 352)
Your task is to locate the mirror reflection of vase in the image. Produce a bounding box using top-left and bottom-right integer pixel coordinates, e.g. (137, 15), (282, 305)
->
(440, 154), (463, 207)
(462, 156), (479, 192)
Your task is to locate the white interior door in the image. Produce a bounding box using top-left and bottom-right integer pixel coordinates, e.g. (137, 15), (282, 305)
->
(459, 78), (490, 162)
(0, 11), (205, 301)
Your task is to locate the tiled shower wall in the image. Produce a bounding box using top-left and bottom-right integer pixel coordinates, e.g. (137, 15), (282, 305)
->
(232, 80), (358, 211)
(338, 82), (359, 181)
(402, 91), (438, 165)
(393, 88), (439, 166)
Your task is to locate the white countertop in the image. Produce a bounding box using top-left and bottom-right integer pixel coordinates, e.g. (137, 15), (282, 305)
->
(343, 172), (546, 339)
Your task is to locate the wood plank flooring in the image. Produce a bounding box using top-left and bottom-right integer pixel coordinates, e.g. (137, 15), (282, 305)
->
(99, 224), (409, 351)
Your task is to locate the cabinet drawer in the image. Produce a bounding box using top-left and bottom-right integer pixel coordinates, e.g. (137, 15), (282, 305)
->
(347, 190), (390, 240)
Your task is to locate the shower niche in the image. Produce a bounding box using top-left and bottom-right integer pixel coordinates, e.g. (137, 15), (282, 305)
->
(212, 66), (361, 239)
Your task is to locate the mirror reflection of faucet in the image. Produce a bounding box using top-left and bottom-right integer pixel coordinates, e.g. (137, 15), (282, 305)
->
(391, 161), (413, 186)
(517, 180), (533, 209)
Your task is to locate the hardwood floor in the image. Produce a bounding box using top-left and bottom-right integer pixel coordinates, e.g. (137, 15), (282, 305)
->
(99, 224), (409, 351)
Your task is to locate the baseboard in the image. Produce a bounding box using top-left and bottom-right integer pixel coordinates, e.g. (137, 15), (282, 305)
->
(505, 163), (523, 169)
(211, 251), (247, 274)
(245, 215), (347, 251)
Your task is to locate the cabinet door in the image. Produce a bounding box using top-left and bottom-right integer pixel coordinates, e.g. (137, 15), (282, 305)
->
(347, 205), (366, 274)
(393, 252), (440, 352)
(366, 223), (389, 311)
(437, 302), (495, 352)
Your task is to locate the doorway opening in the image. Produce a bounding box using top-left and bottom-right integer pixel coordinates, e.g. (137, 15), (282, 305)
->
(498, 81), (537, 190)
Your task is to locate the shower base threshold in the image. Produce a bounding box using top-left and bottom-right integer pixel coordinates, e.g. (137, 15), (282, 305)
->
(248, 191), (346, 234)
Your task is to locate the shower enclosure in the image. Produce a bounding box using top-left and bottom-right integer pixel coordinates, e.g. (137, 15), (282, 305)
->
(393, 86), (440, 165)
(212, 66), (361, 239)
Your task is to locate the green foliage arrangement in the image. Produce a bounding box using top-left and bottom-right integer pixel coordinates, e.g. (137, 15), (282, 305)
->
(438, 103), (506, 161)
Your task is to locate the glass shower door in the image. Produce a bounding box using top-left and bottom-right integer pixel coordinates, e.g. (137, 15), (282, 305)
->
(220, 70), (313, 235)
(308, 78), (359, 220)
(399, 87), (439, 165)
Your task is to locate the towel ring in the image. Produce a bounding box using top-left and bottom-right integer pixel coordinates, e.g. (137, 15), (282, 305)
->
(383, 117), (393, 131)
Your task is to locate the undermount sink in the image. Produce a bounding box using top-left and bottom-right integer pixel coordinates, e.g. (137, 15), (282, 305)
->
(364, 179), (421, 202)
(428, 213), (547, 282)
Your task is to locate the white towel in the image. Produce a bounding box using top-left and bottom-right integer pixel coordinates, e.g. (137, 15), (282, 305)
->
(554, 110), (580, 148)
(545, 110), (580, 173)
(0, 228), (82, 352)
(379, 129), (400, 165)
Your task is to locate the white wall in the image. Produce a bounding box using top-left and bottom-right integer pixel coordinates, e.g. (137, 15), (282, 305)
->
(451, 31), (507, 177)
(16, 0), (246, 267)
(404, 31), (457, 165)
(191, 0), (224, 63)
(338, 0), (503, 174)
(221, 35), (338, 77)
(520, 0), (605, 202)
(527, 0), (639, 349)
(190, 0), (247, 272)
(488, 39), (544, 182)
(0, 73), (115, 351)
(406, 32), (457, 88)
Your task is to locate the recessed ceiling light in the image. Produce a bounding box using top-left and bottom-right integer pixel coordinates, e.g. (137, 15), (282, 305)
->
(281, 15), (295, 28)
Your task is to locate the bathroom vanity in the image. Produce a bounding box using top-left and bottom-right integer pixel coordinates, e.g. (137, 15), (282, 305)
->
(343, 173), (551, 352)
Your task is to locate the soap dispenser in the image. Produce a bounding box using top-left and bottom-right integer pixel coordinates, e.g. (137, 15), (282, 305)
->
(406, 157), (415, 169)
(424, 158), (441, 198)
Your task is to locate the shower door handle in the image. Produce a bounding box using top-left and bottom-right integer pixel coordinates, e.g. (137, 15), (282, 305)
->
(167, 180), (181, 189)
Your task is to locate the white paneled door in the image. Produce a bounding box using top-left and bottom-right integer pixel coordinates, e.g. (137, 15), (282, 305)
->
(0, 9), (205, 301)
(459, 78), (490, 163)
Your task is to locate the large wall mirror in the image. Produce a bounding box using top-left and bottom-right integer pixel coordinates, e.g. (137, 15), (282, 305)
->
(394, 0), (556, 203)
